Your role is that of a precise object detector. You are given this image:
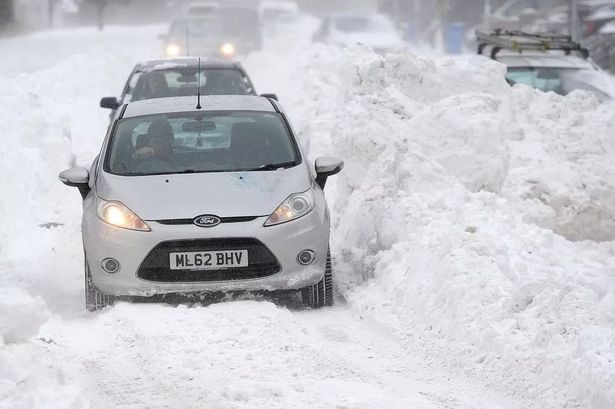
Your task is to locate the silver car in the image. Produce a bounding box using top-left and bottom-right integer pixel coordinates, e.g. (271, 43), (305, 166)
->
(59, 95), (343, 311)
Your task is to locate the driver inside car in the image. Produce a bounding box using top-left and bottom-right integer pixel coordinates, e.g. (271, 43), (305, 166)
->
(133, 119), (175, 161)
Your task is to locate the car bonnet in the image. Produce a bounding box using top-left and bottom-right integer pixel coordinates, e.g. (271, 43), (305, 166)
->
(96, 164), (312, 221)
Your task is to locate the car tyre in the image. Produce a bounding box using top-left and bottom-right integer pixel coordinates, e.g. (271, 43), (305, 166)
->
(85, 257), (114, 311)
(301, 248), (334, 308)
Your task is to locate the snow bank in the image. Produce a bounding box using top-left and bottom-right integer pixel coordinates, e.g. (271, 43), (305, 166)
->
(0, 288), (86, 408)
(0, 28), (158, 408)
(289, 45), (615, 409)
(0, 288), (48, 344)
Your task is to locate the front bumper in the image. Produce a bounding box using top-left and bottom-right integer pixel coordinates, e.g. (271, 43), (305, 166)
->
(82, 209), (329, 297)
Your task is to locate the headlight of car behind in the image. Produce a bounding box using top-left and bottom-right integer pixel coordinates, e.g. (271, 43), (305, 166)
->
(166, 43), (181, 57)
(97, 199), (151, 232)
(264, 190), (314, 226)
(220, 43), (235, 57)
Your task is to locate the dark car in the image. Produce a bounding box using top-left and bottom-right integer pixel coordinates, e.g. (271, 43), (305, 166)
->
(99, 58), (257, 112)
(162, 6), (262, 59)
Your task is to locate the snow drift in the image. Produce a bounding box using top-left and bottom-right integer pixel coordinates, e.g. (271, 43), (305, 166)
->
(286, 44), (615, 409)
(0, 288), (86, 409)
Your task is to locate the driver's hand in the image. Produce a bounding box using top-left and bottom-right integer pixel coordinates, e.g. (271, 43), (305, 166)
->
(133, 146), (155, 159)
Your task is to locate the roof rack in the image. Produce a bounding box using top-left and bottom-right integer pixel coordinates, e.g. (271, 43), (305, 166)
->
(476, 30), (590, 60)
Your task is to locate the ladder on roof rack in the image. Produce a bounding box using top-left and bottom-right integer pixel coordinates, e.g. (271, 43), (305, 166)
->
(476, 30), (590, 60)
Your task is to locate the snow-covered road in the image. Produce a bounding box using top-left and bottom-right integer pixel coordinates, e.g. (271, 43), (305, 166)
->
(1, 23), (614, 409)
(38, 302), (522, 409)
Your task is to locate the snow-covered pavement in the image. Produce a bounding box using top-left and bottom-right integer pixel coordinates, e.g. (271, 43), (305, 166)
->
(1, 23), (614, 409)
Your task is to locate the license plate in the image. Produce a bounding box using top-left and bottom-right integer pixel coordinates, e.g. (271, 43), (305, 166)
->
(169, 250), (248, 270)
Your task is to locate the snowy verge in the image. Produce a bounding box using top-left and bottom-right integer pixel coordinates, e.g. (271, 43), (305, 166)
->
(0, 288), (87, 409)
(288, 44), (615, 409)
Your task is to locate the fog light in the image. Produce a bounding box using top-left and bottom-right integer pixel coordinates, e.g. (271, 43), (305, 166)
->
(297, 250), (316, 265)
(101, 258), (120, 273)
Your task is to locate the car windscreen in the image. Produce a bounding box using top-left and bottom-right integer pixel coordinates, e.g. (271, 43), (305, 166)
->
(105, 111), (300, 176)
(169, 19), (223, 38)
(506, 67), (611, 100)
(127, 68), (254, 102)
(215, 8), (261, 37)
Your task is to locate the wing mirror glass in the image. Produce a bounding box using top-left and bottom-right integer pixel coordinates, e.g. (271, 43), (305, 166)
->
(100, 97), (120, 110)
(315, 156), (344, 189)
(59, 167), (90, 199)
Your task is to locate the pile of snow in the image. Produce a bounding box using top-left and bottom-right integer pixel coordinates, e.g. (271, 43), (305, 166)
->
(0, 26), (160, 311)
(0, 29), (161, 408)
(287, 44), (615, 409)
(0, 288), (86, 408)
(0, 288), (49, 344)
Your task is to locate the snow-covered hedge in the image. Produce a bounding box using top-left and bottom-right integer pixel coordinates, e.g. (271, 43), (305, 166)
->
(290, 44), (615, 409)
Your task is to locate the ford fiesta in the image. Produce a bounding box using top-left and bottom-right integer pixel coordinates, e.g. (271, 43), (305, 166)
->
(59, 95), (343, 311)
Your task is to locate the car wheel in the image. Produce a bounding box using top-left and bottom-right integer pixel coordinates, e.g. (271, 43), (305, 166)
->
(85, 257), (114, 311)
(301, 248), (334, 308)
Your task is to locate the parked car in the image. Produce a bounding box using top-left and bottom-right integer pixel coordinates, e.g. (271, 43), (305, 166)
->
(477, 30), (613, 101)
(60, 95), (343, 311)
(99, 58), (258, 113)
(313, 12), (405, 54)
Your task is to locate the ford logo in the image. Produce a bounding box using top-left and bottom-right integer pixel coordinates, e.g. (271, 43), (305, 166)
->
(193, 215), (221, 228)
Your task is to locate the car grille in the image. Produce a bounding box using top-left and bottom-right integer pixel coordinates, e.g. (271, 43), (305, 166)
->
(155, 216), (259, 225)
(136, 238), (281, 282)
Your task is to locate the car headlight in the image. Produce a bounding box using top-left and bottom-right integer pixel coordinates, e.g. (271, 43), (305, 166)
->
(96, 199), (150, 232)
(166, 43), (181, 56)
(264, 190), (314, 226)
(220, 43), (235, 57)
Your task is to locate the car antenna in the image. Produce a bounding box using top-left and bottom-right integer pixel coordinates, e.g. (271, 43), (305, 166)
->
(196, 57), (202, 110)
(185, 27), (190, 56)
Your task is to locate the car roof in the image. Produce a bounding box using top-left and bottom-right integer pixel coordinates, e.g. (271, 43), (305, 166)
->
(135, 58), (243, 72)
(122, 95), (276, 118)
(495, 52), (596, 69)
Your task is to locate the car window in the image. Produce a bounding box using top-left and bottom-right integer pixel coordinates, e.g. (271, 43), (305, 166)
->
(106, 111), (300, 176)
(216, 8), (261, 37)
(127, 68), (253, 102)
(169, 19), (223, 38)
(506, 67), (610, 99)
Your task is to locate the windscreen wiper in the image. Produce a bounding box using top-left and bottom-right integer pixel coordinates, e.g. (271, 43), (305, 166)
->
(172, 169), (197, 174)
(249, 161), (297, 171)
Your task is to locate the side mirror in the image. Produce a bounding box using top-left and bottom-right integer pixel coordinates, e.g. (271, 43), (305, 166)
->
(261, 93), (279, 101)
(100, 97), (120, 110)
(315, 156), (344, 189)
(59, 167), (90, 199)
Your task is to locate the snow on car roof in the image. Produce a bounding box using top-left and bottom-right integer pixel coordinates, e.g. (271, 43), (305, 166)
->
(136, 58), (241, 72)
(123, 95), (276, 117)
(495, 53), (596, 69)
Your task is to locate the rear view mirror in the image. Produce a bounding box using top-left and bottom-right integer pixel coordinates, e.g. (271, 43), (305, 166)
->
(59, 167), (90, 199)
(182, 121), (216, 132)
(315, 156), (344, 189)
(261, 93), (279, 101)
(100, 97), (120, 110)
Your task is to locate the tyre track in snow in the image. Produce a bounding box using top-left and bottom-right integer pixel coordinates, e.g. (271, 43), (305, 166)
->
(36, 301), (521, 409)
